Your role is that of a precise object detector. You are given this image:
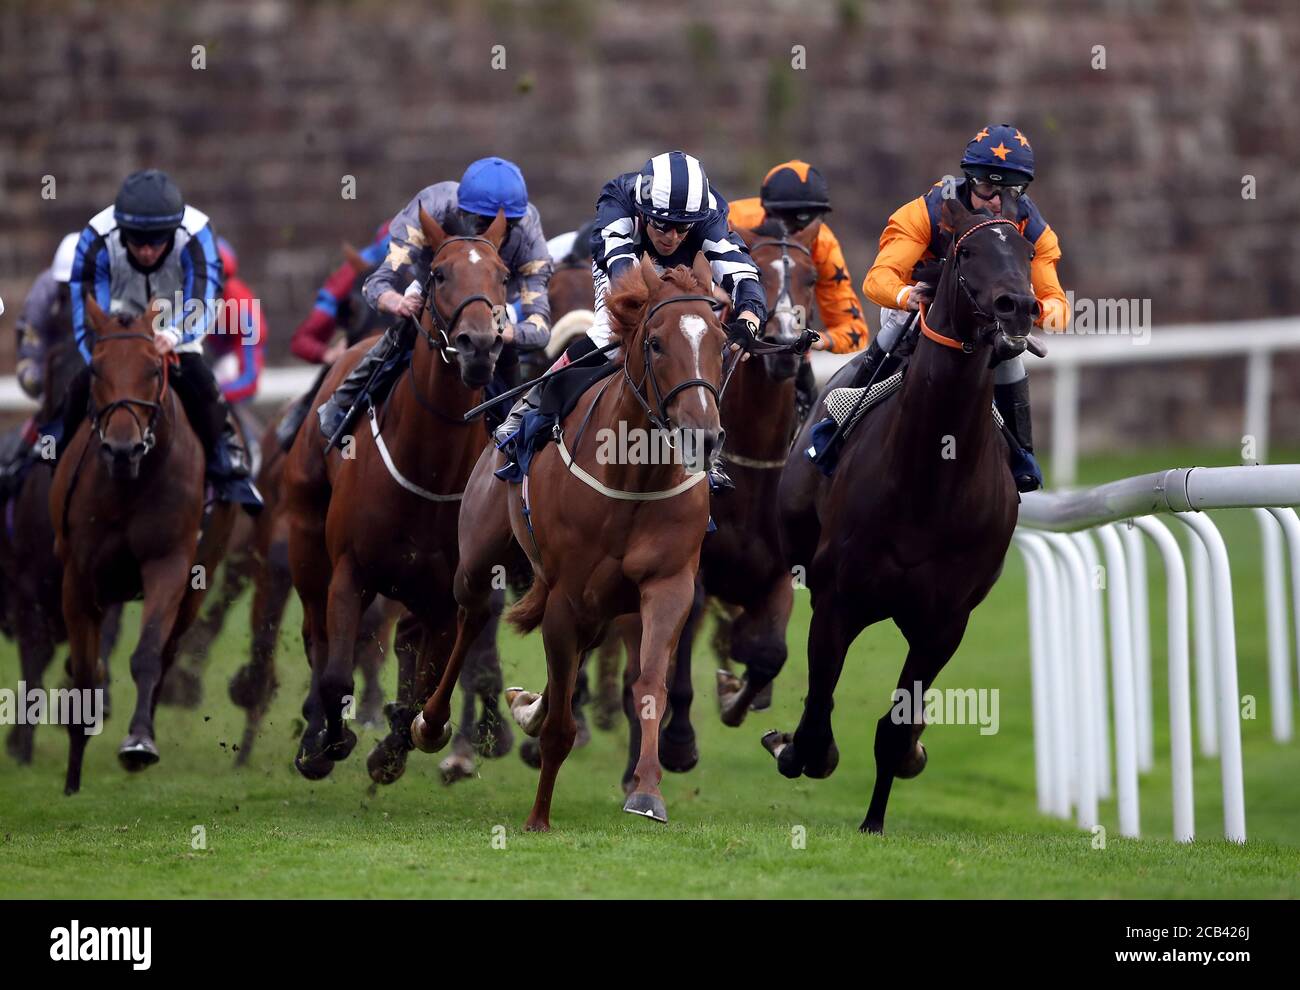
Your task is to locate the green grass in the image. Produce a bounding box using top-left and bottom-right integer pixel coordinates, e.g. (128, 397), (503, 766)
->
(2, 447), (1298, 898)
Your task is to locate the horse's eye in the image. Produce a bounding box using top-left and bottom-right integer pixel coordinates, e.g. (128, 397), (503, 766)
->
(501, 273), (510, 285)
(433, 268), (446, 283)
(1028, 249), (1036, 261)
(958, 247), (970, 260)
(648, 336), (663, 354)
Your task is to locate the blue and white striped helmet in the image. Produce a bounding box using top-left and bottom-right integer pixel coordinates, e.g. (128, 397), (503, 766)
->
(634, 151), (714, 224)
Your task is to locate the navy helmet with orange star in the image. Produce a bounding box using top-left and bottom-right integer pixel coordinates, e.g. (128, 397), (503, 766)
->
(961, 123), (1035, 186)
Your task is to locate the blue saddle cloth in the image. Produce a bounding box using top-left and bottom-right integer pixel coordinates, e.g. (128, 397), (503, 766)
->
(495, 406), (558, 484)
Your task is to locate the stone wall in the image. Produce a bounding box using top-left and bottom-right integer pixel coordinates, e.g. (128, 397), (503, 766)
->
(1, 0), (1297, 449)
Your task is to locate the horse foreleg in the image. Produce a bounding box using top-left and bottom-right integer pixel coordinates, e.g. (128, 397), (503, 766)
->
(366, 611), (421, 785)
(7, 602), (55, 764)
(98, 602), (123, 719)
(60, 570), (102, 795)
(315, 554), (368, 765)
(719, 577), (793, 727)
(353, 596), (392, 728)
(163, 539), (253, 707)
(660, 580), (705, 772)
(619, 616), (644, 793)
(461, 588), (512, 759)
(523, 595), (584, 832)
(862, 617), (969, 835)
(413, 602), (489, 755)
(231, 538), (292, 766)
(624, 572), (696, 824)
(119, 554), (190, 771)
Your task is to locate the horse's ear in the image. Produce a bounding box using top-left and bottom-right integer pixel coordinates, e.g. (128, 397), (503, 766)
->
(940, 197), (972, 235)
(418, 205), (447, 254)
(342, 242), (369, 274)
(733, 224), (757, 247)
(83, 294), (109, 335)
(691, 251), (714, 294)
(794, 219), (821, 249)
(482, 209), (508, 249)
(638, 252), (661, 295)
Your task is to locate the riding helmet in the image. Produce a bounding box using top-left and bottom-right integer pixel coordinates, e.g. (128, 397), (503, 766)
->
(458, 157), (530, 219)
(760, 160), (832, 212)
(113, 169), (186, 232)
(634, 151), (713, 224)
(960, 124), (1035, 185)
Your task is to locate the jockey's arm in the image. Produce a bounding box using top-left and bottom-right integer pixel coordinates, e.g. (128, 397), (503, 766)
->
(508, 205), (553, 351)
(167, 223), (223, 352)
(862, 196), (932, 313)
(291, 260), (357, 362)
(69, 227), (112, 362)
(363, 197), (432, 317)
(15, 270), (60, 398)
(812, 223), (870, 352)
(702, 217), (767, 329)
(1030, 225), (1070, 331)
(218, 275), (264, 403)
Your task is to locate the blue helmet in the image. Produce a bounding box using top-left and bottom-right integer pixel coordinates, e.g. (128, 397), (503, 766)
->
(634, 150), (713, 224)
(960, 124), (1035, 184)
(458, 157), (529, 219)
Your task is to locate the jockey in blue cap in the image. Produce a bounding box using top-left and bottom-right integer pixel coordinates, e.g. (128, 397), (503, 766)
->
(318, 157), (553, 439)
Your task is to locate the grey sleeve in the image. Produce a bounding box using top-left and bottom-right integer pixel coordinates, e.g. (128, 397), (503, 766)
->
(508, 205), (553, 352)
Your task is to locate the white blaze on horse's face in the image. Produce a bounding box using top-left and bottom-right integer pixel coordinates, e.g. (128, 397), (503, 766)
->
(768, 257), (798, 340)
(678, 313), (709, 413)
(467, 248), (482, 264)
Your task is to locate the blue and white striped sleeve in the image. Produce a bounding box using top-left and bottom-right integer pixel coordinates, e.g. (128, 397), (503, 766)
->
(69, 226), (112, 362)
(700, 215), (767, 325)
(177, 222), (222, 346)
(591, 183), (639, 283)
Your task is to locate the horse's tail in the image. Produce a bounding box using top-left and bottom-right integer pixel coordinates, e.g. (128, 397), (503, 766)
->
(506, 575), (548, 634)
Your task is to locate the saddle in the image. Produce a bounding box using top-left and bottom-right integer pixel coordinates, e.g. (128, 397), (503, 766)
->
(498, 359), (620, 484)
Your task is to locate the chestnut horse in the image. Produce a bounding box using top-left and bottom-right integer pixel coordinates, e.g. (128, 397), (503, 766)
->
(773, 199), (1034, 833)
(52, 300), (236, 793)
(412, 254), (727, 829)
(283, 208), (510, 781)
(623, 219), (817, 784)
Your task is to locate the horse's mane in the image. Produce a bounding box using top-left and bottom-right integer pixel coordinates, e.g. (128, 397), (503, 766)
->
(749, 217), (786, 239)
(604, 262), (712, 342)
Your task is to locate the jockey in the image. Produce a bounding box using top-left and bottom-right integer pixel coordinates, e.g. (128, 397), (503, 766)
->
(65, 169), (263, 511)
(290, 221), (392, 366)
(728, 159), (870, 420)
(494, 150), (768, 490)
(857, 124), (1069, 491)
(317, 157), (552, 439)
(207, 238), (265, 406)
(14, 232), (79, 400)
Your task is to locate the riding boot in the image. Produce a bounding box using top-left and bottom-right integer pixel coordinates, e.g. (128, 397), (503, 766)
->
(174, 353), (264, 514)
(994, 378), (1043, 493)
(317, 321), (413, 441)
(846, 338), (888, 390)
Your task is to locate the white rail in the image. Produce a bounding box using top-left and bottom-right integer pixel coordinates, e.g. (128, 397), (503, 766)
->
(1014, 464), (1300, 844)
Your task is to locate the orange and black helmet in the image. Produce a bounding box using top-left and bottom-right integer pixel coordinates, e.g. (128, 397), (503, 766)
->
(760, 160), (832, 213)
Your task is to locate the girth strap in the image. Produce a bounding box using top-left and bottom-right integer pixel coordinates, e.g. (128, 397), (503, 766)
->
(554, 430), (708, 502)
(368, 405), (464, 503)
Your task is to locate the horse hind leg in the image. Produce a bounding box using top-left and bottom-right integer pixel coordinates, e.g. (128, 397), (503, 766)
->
(7, 605), (55, 764)
(61, 583), (102, 795)
(718, 578), (792, 727)
(660, 581), (704, 773)
(860, 618), (968, 835)
(119, 556), (191, 772)
(309, 556), (369, 766)
(366, 611), (422, 785)
(353, 596), (392, 728)
(230, 538), (291, 767)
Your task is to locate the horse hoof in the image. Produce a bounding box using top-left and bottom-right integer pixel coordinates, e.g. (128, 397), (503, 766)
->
(749, 681), (774, 712)
(476, 716), (514, 759)
(410, 713), (452, 754)
(228, 665), (270, 710)
(439, 752), (476, 785)
(659, 734), (699, 774)
(158, 666), (203, 709)
(294, 750), (335, 780)
(622, 791), (668, 824)
(325, 727), (358, 762)
(896, 741), (927, 779)
(804, 741), (840, 779)
(574, 713), (591, 750)
(523, 817), (550, 833)
(519, 738), (542, 769)
(366, 738), (409, 785)
(504, 687), (545, 737)
(761, 729), (791, 760)
(859, 817), (885, 835)
(117, 736), (160, 772)
(6, 727), (32, 765)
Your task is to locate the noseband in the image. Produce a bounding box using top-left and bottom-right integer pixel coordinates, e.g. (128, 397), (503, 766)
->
(87, 333), (170, 455)
(415, 235), (509, 363)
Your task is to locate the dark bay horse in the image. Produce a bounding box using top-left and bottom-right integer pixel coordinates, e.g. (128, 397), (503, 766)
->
(412, 254), (726, 829)
(51, 300), (236, 793)
(620, 219), (817, 784)
(1, 339), (121, 763)
(773, 199), (1035, 833)
(283, 207), (511, 781)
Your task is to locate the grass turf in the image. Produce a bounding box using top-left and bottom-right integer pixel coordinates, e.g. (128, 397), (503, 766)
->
(1, 447), (1297, 898)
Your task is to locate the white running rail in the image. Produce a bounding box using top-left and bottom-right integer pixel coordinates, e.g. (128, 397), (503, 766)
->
(1014, 464), (1300, 844)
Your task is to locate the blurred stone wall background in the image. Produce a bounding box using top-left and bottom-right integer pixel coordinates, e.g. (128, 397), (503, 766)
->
(1, 0), (1298, 452)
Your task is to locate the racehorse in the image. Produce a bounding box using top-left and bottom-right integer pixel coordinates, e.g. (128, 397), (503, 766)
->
(412, 253), (727, 829)
(625, 219), (817, 786)
(51, 299), (236, 794)
(0, 339), (121, 763)
(772, 198), (1033, 833)
(283, 207), (511, 782)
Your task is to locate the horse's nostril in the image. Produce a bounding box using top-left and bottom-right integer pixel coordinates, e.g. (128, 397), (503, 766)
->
(994, 294), (1017, 315)
(455, 332), (473, 353)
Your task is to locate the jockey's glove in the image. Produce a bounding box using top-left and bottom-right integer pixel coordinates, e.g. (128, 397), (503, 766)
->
(725, 317), (760, 352)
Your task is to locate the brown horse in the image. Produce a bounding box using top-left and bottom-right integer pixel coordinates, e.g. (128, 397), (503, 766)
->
(773, 199), (1034, 833)
(617, 220), (817, 787)
(283, 208), (511, 781)
(412, 253), (726, 829)
(1, 339), (121, 763)
(51, 300), (236, 794)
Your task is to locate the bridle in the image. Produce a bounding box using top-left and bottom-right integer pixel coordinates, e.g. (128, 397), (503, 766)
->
(749, 237), (812, 345)
(414, 235), (509, 364)
(87, 332), (171, 455)
(920, 217), (1028, 356)
(624, 293), (726, 433)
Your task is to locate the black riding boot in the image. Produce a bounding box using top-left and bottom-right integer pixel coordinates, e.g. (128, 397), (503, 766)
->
(794, 356), (817, 427)
(846, 338), (889, 390)
(277, 365), (332, 451)
(317, 322), (413, 442)
(994, 377), (1044, 493)
(174, 353), (263, 513)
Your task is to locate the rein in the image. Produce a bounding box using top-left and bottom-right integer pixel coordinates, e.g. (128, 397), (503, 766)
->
(623, 293), (726, 433)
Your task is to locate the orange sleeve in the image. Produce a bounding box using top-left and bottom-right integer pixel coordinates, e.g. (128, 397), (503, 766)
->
(862, 196), (932, 312)
(727, 197), (767, 232)
(812, 223), (869, 351)
(1031, 225), (1070, 331)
